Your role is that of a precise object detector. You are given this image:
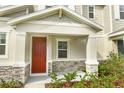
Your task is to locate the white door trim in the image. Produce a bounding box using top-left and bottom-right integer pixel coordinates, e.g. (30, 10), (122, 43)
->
(30, 33), (48, 76)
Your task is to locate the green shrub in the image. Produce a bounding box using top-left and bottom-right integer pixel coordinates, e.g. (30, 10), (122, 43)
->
(73, 52), (124, 88)
(99, 52), (124, 77)
(48, 52), (124, 88)
(72, 75), (86, 88)
(63, 71), (77, 83)
(7, 79), (24, 88)
(49, 72), (63, 88)
(0, 79), (23, 88)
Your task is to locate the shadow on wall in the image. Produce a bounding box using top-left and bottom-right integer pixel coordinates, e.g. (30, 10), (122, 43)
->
(97, 51), (104, 60)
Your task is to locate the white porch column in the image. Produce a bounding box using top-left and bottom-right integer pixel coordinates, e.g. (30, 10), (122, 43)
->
(14, 32), (26, 66)
(85, 35), (99, 74)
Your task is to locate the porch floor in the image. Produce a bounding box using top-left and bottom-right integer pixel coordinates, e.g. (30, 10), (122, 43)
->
(25, 71), (85, 88)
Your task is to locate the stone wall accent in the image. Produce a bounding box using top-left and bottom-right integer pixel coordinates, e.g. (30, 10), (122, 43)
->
(25, 64), (30, 83)
(86, 63), (98, 74)
(52, 60), (85, 73)
(0, 64), (30, 84)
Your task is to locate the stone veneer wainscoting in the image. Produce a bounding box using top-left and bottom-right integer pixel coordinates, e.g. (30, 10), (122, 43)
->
(0, 64), (30, 84)
(52, 60), (86, 73)
(51, 60), (105, 73)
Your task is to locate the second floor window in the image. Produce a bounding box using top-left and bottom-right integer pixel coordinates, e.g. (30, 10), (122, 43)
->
(120, 5), (124, 19)
(45, 5), (54, 9)
(45, 5), (68, 9)
(88, 5), (95, 19)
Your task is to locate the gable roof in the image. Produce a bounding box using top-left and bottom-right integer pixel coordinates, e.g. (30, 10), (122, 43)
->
(7, 6), (103, 31)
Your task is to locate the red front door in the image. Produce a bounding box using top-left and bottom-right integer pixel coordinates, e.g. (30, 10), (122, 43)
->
(32, 37), (46, 73)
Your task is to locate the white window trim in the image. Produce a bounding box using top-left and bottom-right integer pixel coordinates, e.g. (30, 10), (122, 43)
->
(87, 5), (95, 19)
(56, 38), (70, 60)
(0, 32), (9, 59)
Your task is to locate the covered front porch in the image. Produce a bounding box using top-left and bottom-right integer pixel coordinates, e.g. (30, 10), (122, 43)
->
(16, 32), (99, 76)
(8, 6), (103, 83)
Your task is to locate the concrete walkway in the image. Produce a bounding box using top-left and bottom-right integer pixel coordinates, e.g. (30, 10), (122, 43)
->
(25, 71), (85, 88)
(25, 75), (51, 88)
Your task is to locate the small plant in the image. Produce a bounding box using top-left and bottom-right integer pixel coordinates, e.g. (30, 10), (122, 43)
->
(0, 78), (23, 88)
(72, 75), (86, 88)
(49, 72), (63, 88)
(0, 79), (9, 88)
(63, 71), (77, 82)
(7, 79), (24, 88)
(62, 71), (77, 87)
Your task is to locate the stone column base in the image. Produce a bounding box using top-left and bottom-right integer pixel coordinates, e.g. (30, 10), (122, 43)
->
(0, 64), (30, 84)
(85, 60), (99, 75)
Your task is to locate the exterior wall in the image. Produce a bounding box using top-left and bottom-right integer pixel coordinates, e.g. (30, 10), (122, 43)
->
(75, 5), (82, 15)
(51, 35), (86, 60)
(112, 5), (124, 32)
(75, 5), (104, 26)
(82, 5), (88, 17)
(95, 6), (104, 26)
(16, 24), (94, 36)
(97, 37), (105, 59)
(0, 21), (16, 65)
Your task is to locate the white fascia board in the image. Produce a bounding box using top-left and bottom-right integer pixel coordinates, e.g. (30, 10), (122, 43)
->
(0, 5), (25, 15)
(62, 7), (103, 31)
(108, 31), (124, 38)
(7, 6), (61, 25)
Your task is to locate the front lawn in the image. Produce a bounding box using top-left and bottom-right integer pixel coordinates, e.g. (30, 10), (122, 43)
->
(45, 52), (124, 88)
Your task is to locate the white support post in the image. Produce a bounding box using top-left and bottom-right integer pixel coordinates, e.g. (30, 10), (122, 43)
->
(14, 32), (26, 67)
(85, 36), (99, 75)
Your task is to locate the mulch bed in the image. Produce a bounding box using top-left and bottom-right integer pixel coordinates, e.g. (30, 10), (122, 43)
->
(45, 79), (124, 88)
(45, 81), (79, 88)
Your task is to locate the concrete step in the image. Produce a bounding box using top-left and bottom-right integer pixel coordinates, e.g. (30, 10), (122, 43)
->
(25, 83), (45, 88)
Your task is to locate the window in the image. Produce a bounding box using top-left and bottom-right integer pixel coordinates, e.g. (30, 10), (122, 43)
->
(63, 5), (68, 8)
(45, 5), (55, 9)
(45, 5), (68, 9)
(88, 5), (95, 19)
(0, 33), (8, 58)
(117, 40), (124, 55)
(57, 40), (68, 58)
(120, 5), (124, 19)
